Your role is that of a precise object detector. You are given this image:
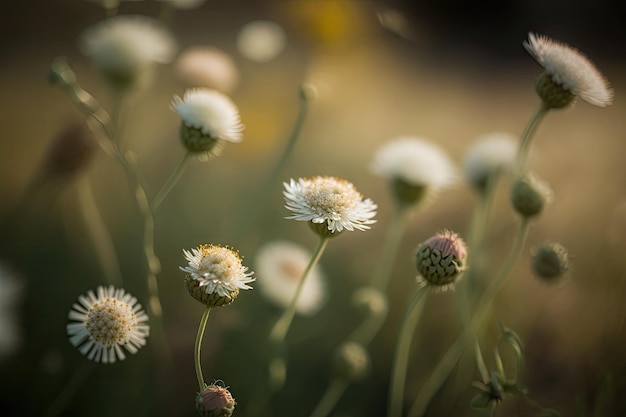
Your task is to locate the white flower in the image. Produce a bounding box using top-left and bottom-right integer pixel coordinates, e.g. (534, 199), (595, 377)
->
(255, 241), (327, 316)
(180, 245), (255, 299)
(284, 176), (377, 233)
(237, 20), (287, 63)
(462, 132), (518, 188)
(67, 286), (149, 364)
(79, 15), (177, 75)
(175, 46), (239, 93)
(524, 33), (613, 107)
(371, 137), (457, 190)
(0, 264), (22, 361)
(172, 88), (244, 142)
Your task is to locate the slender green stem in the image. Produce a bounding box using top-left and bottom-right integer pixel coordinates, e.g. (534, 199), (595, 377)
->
(474, 338), (489, 384)
(516, 103), (549, 173)
(77, 175), (123, 286)
(45, 361), (96, 417)
(407, 219), (529, 417)
(387, 286), (429, 417)
(151, 151), (191, 211)
(347, 310), (388, 346)
(371, 208), (410, 291)
(309, 377), (349, 417)
(195, 308), (212, 392)
(269, 236), (330, 344)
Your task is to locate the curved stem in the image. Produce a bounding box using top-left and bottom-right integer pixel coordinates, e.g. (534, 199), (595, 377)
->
(371, 208), (410, 291)
(407, 219), (529, 417)
(269, 236), (330, 345)
(309, 377), (349, 417)
(516, 103), (549, 173)
(387, 286), (429, 417)
(45, 361), (96, 417)
(194, 308), (212, 392)
(347, 309), (388, 346)
(151, 151), (191, 211)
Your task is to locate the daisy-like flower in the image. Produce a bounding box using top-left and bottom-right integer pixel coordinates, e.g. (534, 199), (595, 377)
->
(415, 230), (468, 292)
(66, 286), (149, 364)
(172, 88), (244, 155)
(283, 176), (377, 236)
(79, 15), (177, 89)
(371, 137), (456, 207)
(462, 132), (518, 193)
(524, 33), (613, 108)
(180, 244), (255, 307)
(255, 240), (327, 316)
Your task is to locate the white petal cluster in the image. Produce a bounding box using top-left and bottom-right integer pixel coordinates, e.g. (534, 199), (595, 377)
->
(462, 132), (518, 186)
(284, 176), (377, 233)
(66, 286), (149, 364)
(79, 15), (177, 73)
(255, 241), (327, 316)
(371, 137), (457, 190)
(172, 88), (244, 141)
(524, 33), (613, 107)
(180, 245), (255, 298)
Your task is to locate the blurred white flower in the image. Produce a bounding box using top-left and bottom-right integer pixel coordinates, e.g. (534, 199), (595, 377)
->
(175, 46), (239, 93)
(79, 15), (177, 87)
(172, 88), (244, 142)
(168, 0), (207, 10)
(237, 20), (287, 63)
(255, 240), (327, 316)
(67, 286), (149, 364)
(284, 176), (377, 234)
(462, 132), (518, 190)
(180, 245), (255, 299)
(0, 264), (22, 361)
(524, 33), (613, 107)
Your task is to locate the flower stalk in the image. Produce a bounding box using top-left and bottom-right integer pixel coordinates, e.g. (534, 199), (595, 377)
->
(194, 307), (212, 392)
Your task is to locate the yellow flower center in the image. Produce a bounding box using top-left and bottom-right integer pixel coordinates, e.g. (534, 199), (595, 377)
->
(86, 297), (136, 347)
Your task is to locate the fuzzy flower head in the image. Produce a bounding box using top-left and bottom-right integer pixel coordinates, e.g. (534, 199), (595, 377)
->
(415, 230), (468, 292)
(195, 382), (236, 417)
(284, 176), (377, 237)
(180, 245), (255, 307)
(524, 33), (613, 108)
(371, 137), (456, 208)
(463, 132), (518, 194)
(172, 88), (244, 156)
(255, 240), (326, 316)
(79, 15), (176, 89)
(66, 286), (149, 364)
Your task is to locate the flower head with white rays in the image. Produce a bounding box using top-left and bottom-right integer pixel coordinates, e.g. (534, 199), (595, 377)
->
(66, 286), (149, 364)
(79, 15), (176, 88)
(284, 176), (377, 236)
(255, 240), (327, 316)
(524, 33), (613, 108)
(462, 132), (518, 193)
(371, 137), (456, 207)
(172, 88), (244, 155)
(180, 244), (255, 307)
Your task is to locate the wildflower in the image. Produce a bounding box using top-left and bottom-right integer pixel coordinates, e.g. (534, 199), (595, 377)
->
(333, 341), (370, 382)
(237, 20), (286, 63)
(195, 383), (236, 417)
(510, 173), (552, 219)
(66, 286), (149, 363)
(79, 15), (176, 89)
(172, 88), (244, 156)
(255, 240), (326, 316)
(371, 137), (456, 208)
(180, 245), (255, 307)
(524, 33), (613, 108)
(283, 176), (377, 237)
(462, 132), (517, 194)
(415, 230), (467, 292)
(351, 286), (387, 319)
(0, 264), (22, 361)
(175, 47), (239, 93)
(531, 241), (569, 283)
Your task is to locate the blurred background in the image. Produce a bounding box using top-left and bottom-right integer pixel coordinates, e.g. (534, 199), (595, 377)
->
(1, 0), (625, 416)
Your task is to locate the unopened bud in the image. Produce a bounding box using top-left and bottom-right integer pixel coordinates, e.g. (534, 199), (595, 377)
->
(350, 287), (387, 318)
(332, 342), (370, 381)
(510, 173), (552, 218)
(195, 383), (236, 417)
(531, 241), (569, 283)
(415, 230), (468, 292)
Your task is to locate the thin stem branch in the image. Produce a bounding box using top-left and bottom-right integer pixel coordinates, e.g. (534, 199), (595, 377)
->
(151, 151), (191, 211)
(309, 378), (349, 417)
(194, 308), (212, 392)
(516, 103), (549, 173)
(371, 208), (409, 291)
(45, 361), (96, 417)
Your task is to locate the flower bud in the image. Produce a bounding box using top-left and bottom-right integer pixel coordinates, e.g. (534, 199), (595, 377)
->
(180, 124), (225, 156)
(185, 275), (239, 308)
(531, 241), (569, 283)
(195, 383), (236, 417)
(510, 173), (552, 218)
(350, 287), (387, 319)
(332, 342), (370, 382)
(415, 230), (467, 291)
(48, 57), (77, 90)
(536, 72), (575, 109)
(391, 178), (428, 208)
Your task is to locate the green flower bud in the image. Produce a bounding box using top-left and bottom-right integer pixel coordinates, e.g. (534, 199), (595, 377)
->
(510, 173), (552, 218)
(350, 287), (387, 319)
(180, 124), (225, 156)
(415, 230), (468, 292)
(536, 71), (575, 109)
(185, 276), (239, 307)
(531, 241), (569, 283)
